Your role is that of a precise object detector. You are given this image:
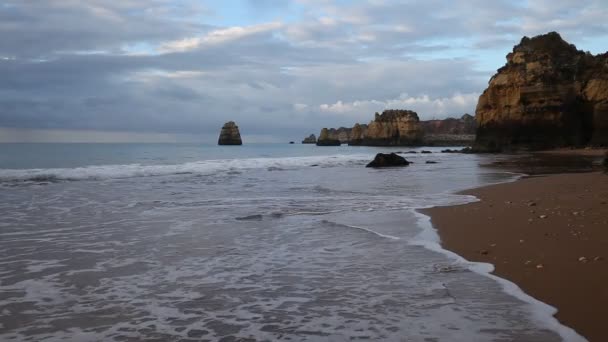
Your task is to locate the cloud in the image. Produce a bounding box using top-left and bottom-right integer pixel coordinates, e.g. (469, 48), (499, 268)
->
(316, 92), (479, 121)
(0, 0), (606, 142)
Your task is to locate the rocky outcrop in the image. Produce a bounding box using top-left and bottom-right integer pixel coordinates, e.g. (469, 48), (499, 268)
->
(474, 32), (608, 151)
(302, 134), (317, 144)
(366, 153), (410, 168)
(350, 110), (423, 146)
(218, 121), (242, 145)
(316, 128), (341, 146)
(421, 114), (476, 146)
(322, 127), (358, 144)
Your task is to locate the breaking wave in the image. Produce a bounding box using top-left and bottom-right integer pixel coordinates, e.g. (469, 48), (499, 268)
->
(0, 154), (371, 183)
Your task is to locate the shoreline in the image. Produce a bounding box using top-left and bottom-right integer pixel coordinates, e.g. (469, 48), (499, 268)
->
(420, 165), (608, 341)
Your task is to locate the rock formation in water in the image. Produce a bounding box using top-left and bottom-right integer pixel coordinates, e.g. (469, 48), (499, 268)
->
(317, 127), (360, 144)
(218, 121), (243, 145)
(366, 153), (410, 168)
(316, 128), (341, 146)
(420, 114), (476, 146)
(302, 134), (317, 144)
(350, 110), (423, 146)
(474, 32), (608, 151)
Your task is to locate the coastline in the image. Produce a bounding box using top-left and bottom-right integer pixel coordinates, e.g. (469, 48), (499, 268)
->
(421, 161), (608, 341)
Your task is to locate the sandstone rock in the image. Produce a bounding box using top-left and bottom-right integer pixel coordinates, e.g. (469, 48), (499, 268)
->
(318, 127), (360, 144)
(302, 134), (317, 144)
(421, 114), (477, 146)
(474, 32), (608, 151)
(316, 128), (341, 146)
(366, 153), (410, 168)
(352, 110), (423, 146)
(218, 121), (242, 145)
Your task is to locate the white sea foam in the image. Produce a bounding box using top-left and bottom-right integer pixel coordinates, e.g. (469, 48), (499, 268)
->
(0, 154), (372, 183)
(411, 206), (587, 342)
(322, 220), (401, 240)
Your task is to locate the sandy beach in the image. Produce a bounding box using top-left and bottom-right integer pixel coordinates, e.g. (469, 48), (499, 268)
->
(422, 164), (608, 341)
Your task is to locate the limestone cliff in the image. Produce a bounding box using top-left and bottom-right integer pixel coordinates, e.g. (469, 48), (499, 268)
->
(218, 121), (243, 145)
(421, 114), (476, 146)
(316, 128), (341, 146)
(350, 110), (423, 146)
(475, 32), (608, 151)
(302, 134), (317, 144)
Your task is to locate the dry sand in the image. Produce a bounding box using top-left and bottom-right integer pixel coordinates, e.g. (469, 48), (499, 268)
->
(422, 170), (608, 341)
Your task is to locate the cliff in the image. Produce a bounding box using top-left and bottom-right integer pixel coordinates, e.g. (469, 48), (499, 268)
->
(475, 32), (608, 151)
(316, 128), (341, 146)
(421, 114), (476, 146)
(350, 110), (423, 146)
(218, 121), (243, 145)
(302, 134), (317, 144)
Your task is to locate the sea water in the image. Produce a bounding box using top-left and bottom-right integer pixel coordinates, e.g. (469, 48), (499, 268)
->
(0, 143), (585, 341)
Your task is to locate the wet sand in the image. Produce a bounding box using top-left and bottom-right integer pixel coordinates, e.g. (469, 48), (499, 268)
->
(422, 169), (608, 341)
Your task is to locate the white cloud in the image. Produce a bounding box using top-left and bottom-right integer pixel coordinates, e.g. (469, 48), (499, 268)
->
(159, 22), (283, 53)
(317, 93), (480, 121)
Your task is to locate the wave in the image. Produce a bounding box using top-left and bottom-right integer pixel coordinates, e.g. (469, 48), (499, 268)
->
(0, 154), (371, 183)
(321, 220), (401, 240)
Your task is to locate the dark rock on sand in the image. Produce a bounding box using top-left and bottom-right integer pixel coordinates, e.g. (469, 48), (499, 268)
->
(366, 153), (410, 168)
(421, 150), (432, 154)
(218, 121), (243, 145)
(426, 161), (438, 164)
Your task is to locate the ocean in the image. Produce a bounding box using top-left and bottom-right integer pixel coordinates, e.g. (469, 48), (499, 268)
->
(0, 143), (584, 341)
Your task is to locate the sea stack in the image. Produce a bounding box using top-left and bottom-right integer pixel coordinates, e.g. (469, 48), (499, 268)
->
(218, 121), (243, 145)
(302, 134), (317, 144)
(350, 109), (423, 146)
(474, 32), (608, 151)
(316, 128), (341, 146)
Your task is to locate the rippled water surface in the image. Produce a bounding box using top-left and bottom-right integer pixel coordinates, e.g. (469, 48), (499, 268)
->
(0, 144), (581, 341)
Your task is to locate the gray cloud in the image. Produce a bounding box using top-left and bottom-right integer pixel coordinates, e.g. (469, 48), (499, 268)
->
(0, 0), (607, 142)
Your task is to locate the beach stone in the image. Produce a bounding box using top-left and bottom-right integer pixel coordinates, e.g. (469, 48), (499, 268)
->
(479, 249), (489, 255)
(578, 257), (588, 263)
(539, 215), (548, 219)
(536, 264), (544, 269)
(425, 161), (438, 164)
(421, 150), (432, 154)
(366, 153), (410, 168)
(527, 201), (537, 207)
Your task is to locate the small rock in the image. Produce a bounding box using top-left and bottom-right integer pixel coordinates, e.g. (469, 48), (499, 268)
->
(525, 260), (532, 265)
(536, 264), (544, 269)
(527, 202), (537, 207)
(539, 215), (548, 219)
(490, 243), (497, 247)
(593, 256), (604, 262)
(480, 250), (489, 255)
(578, 257), (588, 263)
(573, 211), (579, 216)
(425, 161), (438, 164)
(519, 239), (525, 243)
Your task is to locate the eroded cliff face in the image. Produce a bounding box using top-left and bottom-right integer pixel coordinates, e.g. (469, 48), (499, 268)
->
(316, 128), (341, 146)
(350, 110), (423, 146)
(218, 121), (243, 145)
(475, 32), (608, 151)
(302, 134), (317, 144)
(421, 114), (476, 146)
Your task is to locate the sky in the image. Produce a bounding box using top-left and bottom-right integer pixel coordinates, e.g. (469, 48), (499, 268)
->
(0, 0), (607, 143)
